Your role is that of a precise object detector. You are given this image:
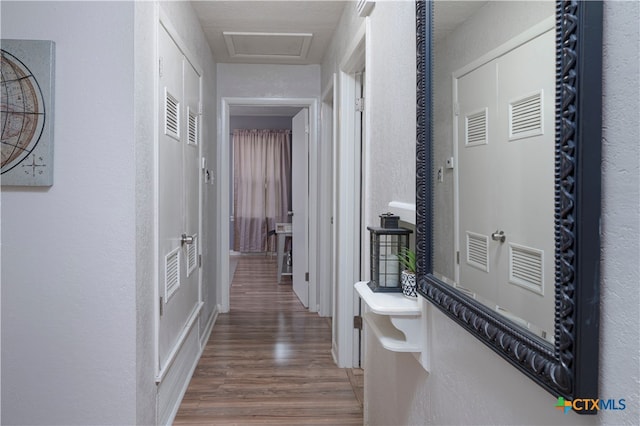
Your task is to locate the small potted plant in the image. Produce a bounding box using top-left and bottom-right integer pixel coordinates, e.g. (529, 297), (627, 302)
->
(398, 247), (417, 298)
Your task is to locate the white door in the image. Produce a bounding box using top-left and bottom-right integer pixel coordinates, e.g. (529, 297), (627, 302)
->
(493, 30), (555, 333)
(457, 60), (500, 303)
(157, 25), (201, 368)
(183, 57), (201, 311)
(355, 71), (364, 367)
(457, 30), (555, 334)
(291, 108), (309, 307)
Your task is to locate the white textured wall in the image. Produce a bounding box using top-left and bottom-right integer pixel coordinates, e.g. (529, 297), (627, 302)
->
(230, 116), (293, 130)
(217, 63), (320, 99)
(598, 1), (640, 423)
(1, 2), (137, 424)
(319, 0), (416, 367)
(134, 1), (158, 423)
(363, 1), (640, 425)
(365, 1), (417, 223)
(320, 0), (417, 223)
(320, 1), (361, 93)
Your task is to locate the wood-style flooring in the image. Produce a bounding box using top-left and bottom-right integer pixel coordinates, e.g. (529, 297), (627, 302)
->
(174, 255), (364, 425)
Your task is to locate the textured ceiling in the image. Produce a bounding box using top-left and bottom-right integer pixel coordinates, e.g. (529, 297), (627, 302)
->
(191, 1), (348, 65)
(434, 1), (488, 43)
(194, 0), (489, 116)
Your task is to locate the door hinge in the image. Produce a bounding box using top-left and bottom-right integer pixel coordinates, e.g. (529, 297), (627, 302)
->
(355, 97), (365, 112)
(453, 102), (460, 116)
(198, 254), (202, 268)
(353, 315), (363, 330)
(158, 57), (163, 78)
(305, 272), (309, 282)
(456, 251), (460, 265)
(198, 101), (203, 115)
(159, 297), (164, 316)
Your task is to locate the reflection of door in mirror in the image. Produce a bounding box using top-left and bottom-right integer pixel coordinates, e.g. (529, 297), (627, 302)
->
(456, 29), (555, 340)
(431, 0), (556, 344)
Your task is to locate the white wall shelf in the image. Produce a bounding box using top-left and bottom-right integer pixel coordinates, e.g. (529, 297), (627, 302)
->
(387, 201), (416, 225)
(355, 281), (429, 371)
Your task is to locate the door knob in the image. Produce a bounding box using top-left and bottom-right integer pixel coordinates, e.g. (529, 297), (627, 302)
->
(491, 230), (506, 243)
(181, 234), (195, 245)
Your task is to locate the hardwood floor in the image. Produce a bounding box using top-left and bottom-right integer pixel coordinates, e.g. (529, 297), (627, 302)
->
(174, 255), (364, 425)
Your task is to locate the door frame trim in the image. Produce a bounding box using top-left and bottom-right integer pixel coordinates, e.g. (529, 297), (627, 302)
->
(319, 74), (337, 318)
(333, 20), (368, 368)
(218, 97), (319, 313)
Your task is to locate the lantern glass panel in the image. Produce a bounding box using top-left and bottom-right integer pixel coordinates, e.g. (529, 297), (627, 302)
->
(367, 227), (412, 292)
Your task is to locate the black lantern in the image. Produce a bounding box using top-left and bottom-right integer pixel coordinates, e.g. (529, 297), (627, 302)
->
(367, 225), (412, 293)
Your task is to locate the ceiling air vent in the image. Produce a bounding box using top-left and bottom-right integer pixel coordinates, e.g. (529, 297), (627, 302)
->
(223, 32), (312, 61)
(466, 231), (489, 272)
(465, 108), (488, 147)
(509, 91), (543, 140)
(509, 243), (544, 295)
(357, 0), (376, 17)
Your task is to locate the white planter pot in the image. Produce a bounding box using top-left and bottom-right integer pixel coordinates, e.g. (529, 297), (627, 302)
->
(401, 270), (417, 298)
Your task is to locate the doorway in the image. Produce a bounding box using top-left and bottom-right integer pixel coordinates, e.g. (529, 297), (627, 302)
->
(218, 98), (319, 313)
(229, 115), (293, 254)
(333, 22), (367, 368)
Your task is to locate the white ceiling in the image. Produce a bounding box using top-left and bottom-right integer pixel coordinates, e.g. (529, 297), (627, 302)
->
(191, 0), (348, 65)
(193, 0), (488, 115)
(434, 1), (488, 43)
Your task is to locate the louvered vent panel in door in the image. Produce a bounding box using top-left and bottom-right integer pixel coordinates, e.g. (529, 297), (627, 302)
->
(465, 108), (488, 147)
(509, 243), (544, 294)
(466, 232), (489, 272)
(186, 234), (198, 277)
(187, 108), (198, 146)
(509, 91), (543, 140)
(165, 247), (181, 299)
(164, 89), (180, 140)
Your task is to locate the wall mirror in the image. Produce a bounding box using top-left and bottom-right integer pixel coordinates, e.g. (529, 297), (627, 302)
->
(415, 0), (602, 407)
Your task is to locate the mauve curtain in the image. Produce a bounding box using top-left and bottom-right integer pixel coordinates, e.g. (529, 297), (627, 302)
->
(233, 129), (291, 252)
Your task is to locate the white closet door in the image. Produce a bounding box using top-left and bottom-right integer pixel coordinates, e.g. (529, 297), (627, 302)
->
(494, 29), (555, 334)
(457, 29), (555, 336)
(457, 60), (500, 304)
(183, 58), (201, 294)
(291, 108), (309, 307)
(157, 25), (201, 368)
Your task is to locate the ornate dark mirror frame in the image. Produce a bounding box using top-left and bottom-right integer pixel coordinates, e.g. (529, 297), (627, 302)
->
(416, 0), (603, 409)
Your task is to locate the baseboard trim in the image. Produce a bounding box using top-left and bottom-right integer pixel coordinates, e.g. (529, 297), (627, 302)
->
(158, 323), (201, 426)
(156, 301), (203, 383)
(200, 306), (218, 348)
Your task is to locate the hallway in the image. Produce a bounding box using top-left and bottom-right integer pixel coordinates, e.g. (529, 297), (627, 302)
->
(174, 256), (364, 424)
